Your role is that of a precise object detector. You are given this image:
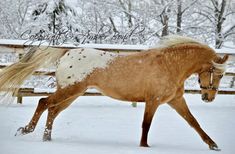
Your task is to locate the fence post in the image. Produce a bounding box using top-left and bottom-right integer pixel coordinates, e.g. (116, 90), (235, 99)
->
(17, 96), (23, 104)
(19, 53), (23, 60)
(131, 102), (137, 107)
(17, 52), (24, 104)
(230, 76), (235, 88)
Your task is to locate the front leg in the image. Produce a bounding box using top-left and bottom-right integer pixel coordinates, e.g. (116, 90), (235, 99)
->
(168, 97), (220, 151)
(140, 99), (159, 147)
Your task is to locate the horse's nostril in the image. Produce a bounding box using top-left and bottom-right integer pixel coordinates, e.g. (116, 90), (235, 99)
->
(202, 93), (208, 100)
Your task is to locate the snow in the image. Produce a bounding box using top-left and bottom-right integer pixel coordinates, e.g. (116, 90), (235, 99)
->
(78, 44), (149, 50)
(0, 94), (234, 154)
(0, 39), (29, 45)
(1, 38), (234, 53)
(34, 88), (99, 94)
(0, 62), (14, 66)
(0, 39), (149, 51)
(34, 88), (56, 93)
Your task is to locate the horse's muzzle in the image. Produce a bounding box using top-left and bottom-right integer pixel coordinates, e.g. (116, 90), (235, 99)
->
(202, 93), (214, 102)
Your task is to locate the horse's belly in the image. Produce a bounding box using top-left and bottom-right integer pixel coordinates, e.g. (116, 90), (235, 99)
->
(89, 82), (146, 102)
(56, 48), (117, 88)
(89, 74), (177, 103)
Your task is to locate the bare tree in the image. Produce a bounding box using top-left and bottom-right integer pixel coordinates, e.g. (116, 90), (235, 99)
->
(176, 0), (198, 34)
(118, 0), (134, 29)
(0, 0), (234, 47)
(196, 0), (235, 48)
(160, 5), (170, 36)
(0, 0), (32, 39)
(176, 0), (182, 33)
(213, 0), (227, 48)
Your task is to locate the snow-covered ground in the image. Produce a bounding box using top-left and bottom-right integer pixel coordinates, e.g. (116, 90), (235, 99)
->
(0, 94), (234, 154)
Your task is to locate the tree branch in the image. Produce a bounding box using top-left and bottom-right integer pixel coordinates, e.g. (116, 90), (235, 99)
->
(224, 25), (235, 38)
(109, 16), (118, 33)
(194, 11), (214, 23)
(182, 0), (198, 14)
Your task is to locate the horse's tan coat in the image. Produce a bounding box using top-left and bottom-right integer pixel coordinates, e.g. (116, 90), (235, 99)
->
(85, 44), (216, 102)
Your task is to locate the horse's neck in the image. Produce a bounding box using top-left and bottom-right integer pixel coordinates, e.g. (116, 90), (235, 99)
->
(163, 47), (215, 83)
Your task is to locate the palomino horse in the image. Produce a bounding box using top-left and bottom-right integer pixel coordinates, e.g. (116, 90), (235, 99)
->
(0, 35), (228, 151)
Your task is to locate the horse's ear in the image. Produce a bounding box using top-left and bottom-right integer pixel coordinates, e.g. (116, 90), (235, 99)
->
(222, 54), (229, 63)
(214, 54), (229, 64)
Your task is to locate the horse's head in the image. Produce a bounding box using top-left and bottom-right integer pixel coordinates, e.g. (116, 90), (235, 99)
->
(198, 54), (229, 102)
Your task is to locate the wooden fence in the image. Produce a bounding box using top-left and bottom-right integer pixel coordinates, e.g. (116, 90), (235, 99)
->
(0, 40), (235, 104)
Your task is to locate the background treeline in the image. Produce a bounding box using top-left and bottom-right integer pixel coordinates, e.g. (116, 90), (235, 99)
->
(0, 0), (234, 48)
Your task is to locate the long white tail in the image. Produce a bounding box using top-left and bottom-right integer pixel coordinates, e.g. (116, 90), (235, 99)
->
(0, 47), (67, 102)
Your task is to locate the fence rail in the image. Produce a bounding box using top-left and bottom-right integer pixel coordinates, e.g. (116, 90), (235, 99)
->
(1, 40), (235, 104)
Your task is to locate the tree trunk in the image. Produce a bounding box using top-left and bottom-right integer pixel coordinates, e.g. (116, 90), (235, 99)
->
(52, 11), (56, 45)
(118, 0), (133, 29)
(213, 0), (226, 48)
(176, 0), (182, 34)
(127, 0), (133, 29)
(161, 15), (169, 36)
(160, 7), (169, 37)
(109, 17), (118, 33)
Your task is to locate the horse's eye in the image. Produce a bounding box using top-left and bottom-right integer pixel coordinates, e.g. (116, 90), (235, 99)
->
(219, 75), (223, 79)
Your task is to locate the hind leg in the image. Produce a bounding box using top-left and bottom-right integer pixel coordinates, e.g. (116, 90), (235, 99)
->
(16, 82), (87, 136)
(15, 97), (49, 136)
(43, 95), (78, 141)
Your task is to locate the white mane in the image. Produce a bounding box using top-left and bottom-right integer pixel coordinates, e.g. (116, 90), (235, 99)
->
(212, 61), (226, 72)
(152, 35), (204, 48)
(150, 35), (226, 72)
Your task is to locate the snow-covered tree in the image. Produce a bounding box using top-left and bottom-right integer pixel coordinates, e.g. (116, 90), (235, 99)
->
(0, 0), (33, 39)
(195, 0), (235, 48)
(0, 0), (234, 47)
(30, 0), (77, 45)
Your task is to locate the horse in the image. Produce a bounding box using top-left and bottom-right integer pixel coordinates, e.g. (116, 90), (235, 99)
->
(0, 35), (228, 151)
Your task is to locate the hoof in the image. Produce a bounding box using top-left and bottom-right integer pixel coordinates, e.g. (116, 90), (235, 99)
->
(15, 126), (34, 136)
(15, 127), (25, 136)
(43, 129), (52, 141)
(140, 142), (150, 147)
(43, 135), (52, 142)
(209, 143), (221, 151)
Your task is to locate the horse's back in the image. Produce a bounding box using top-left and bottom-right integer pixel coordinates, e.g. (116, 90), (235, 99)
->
(56, 48), (117, 88)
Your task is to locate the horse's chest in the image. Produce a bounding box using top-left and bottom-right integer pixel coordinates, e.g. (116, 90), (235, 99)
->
(56, 48), (117, 88)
